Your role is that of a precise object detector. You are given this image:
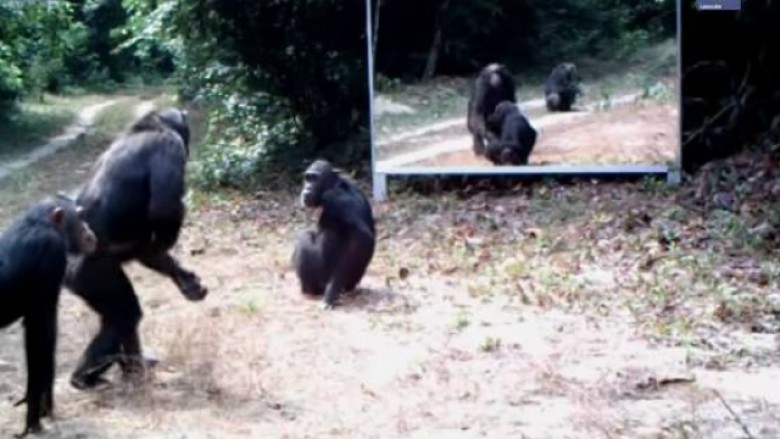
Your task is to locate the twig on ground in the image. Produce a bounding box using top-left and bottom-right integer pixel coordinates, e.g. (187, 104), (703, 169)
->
(713, 390), (756, 439)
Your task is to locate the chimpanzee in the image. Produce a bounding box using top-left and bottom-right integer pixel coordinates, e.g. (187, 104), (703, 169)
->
(291, 159), (375, 310)
(544, 62), (582, 112)
(467, 63), (517, 156)
(0, 195), (97, 437)
(64, 107), (208, 391)
(483, 101), (538, 166)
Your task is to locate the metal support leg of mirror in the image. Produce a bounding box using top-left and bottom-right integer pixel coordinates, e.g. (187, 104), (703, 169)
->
(666, 169), (681, 185)
(365, 0), (383, 202)
(372, 172), (387, 202)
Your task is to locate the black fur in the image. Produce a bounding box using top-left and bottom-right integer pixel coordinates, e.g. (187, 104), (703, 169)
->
(544, 62), (582, 112)
(484, 101), (538, 165)
(65, 107), (207, 391)
(292, 160), (375, 310)
(467, 63), (517, 156)
(0, 196), (96, 437)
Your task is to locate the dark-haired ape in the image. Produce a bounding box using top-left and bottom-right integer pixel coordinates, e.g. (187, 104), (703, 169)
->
(65, 107), (207, 391)
(467, 63), (517, 156)
(292, 160), (375, 310)
(1, 196), (97, 437)
(484, 101), (537, 165)
(545, 62), (582, 112)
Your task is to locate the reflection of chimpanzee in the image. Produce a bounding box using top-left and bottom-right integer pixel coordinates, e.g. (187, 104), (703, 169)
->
(467, 63), (517, 156)
(65, 108), (208, 391)
(292, 160), (375, 310)
(484, 101), (538, 165)
(0, 196), (97, 437)
(544, 62), (582, 112)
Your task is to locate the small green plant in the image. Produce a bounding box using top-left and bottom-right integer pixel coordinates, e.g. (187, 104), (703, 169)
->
(480, 336), (501, 352)
(454, 310), (471, 331)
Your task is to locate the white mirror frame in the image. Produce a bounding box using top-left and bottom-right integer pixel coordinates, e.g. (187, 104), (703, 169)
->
(365, 0), (683, 201)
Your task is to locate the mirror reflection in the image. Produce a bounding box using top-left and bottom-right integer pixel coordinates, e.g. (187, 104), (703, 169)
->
(371, 0), (680, 171)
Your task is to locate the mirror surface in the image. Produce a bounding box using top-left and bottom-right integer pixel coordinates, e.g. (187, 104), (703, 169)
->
(369, 0), (680, 173)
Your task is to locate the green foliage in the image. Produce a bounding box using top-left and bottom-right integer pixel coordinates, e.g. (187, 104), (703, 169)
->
(119, 0), (370, 189)
(376, 0), (676, 77)
(188, 64), (308, 189)
(0, 0), (177, 117)
(0, 1), (87, 104)
(0, 44), (23, 102)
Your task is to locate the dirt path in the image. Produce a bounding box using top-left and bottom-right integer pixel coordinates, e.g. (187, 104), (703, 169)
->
(0, 97), (158, 185)
(0, 100), (120, 181)
(375, 92), (679, 169)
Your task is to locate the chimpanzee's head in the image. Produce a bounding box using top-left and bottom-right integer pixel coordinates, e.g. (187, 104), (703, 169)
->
(52, 193), (98, 256)
(157, 107), (190, 149)
(300, 159), (340, 208)
(130, 107), (191, 154)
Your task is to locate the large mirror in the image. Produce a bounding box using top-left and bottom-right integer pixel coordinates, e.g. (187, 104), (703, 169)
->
(367, 0), (681, 198)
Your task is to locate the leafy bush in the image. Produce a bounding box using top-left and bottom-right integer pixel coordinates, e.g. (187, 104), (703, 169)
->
(0, 44), (23, 103)
(119, 0), (370, 188)
(185, 64), (309, 189)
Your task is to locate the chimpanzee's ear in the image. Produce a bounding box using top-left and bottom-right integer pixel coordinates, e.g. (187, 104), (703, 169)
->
(50, 207), (65, 227)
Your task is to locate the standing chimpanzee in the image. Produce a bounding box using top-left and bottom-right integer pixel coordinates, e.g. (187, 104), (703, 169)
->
(291, 160), (375, 310)
(467, 63), (517, 156)
(64, 108), (208, 391)
(483, 101), (538, 166)
(0, 195), (97, 437)
(544, 62), (582, 112)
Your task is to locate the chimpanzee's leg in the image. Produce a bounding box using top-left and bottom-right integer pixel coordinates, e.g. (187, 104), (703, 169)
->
(18, 302), (57, 437)
(65, 254), (142, 390)
(293, 230), (329, 296)
(137, 252), (207, 301)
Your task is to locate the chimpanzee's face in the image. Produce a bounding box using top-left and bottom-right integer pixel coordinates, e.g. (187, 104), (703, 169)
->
(300, 160), (338, 208)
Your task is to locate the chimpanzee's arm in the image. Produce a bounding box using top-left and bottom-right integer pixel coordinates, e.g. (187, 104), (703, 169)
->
(146, 139), (186, 253)
(320, 188), (375, 309)
(322, 222), (374, 309)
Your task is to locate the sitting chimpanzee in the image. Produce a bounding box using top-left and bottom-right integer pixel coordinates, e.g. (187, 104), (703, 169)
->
(64, 108), (208, 391)
(544, 62), (582, 112)
(467, 63), (517, 156)
(483, 101), (538, 166)
(0, 195), (97, 437)
(292, 159), (375, 310)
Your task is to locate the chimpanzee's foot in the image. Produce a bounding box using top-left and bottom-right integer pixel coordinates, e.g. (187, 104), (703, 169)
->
(70, 374), (112, 391)
(176, 270), (208, 301)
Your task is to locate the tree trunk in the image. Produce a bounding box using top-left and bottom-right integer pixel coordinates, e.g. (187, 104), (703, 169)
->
(421, 0), (450, 82)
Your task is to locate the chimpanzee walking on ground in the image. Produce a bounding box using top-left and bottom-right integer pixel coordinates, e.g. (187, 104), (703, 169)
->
(65, 108), (208, 391)
(292, 160), (375, 310)
(545, 62), (582, 112)
(0, 195), (97, 437)
(484, 101), (538, 165)
(467, 63), (517, 156)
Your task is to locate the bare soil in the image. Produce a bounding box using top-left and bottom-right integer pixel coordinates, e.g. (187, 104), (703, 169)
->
(1, 98), (779, 439)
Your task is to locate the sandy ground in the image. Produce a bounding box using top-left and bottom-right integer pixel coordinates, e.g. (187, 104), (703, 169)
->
(1, 189), (779, 438)
(374, 84), (678, 168)
(413, 101), (678, 168)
